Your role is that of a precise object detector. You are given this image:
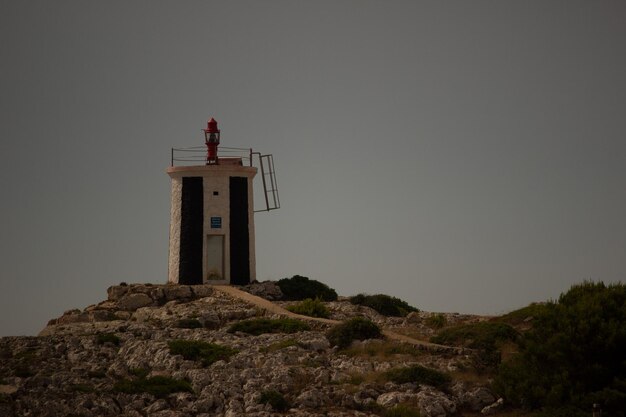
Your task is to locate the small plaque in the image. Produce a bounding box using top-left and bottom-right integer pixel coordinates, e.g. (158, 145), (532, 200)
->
(210, 217), (222, 229)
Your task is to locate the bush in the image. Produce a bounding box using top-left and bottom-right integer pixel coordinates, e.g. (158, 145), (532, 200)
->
(494, 281), (626, 416)
(129, 367), (150, 379)
(349, 294), (418, 317)
(326, 317), (383, 349)
(425, 313), (447, 329)
(384, 364), (450, 389)
(168, 340), (237, 367)
(277, 275), (338, 301)
(228, 318), (310, 335)
(260, 338), (299, 353)
(496, 303), (549, 326)
(342, 340), (422, 359)
(87, 370), (106, 379)
(175, 318), (203, 329)
(13, 366), (34, 378)
(286, 298), (330, 318)
(113, 375), (193, 398)
(431, 321), (517, 369)
(259, 390), (290, 411)
(96, 333), (121, 346)
(430, 321), (517, 350)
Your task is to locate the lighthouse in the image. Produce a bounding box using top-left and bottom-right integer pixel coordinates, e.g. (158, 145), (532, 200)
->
(167, 118), (279, 285)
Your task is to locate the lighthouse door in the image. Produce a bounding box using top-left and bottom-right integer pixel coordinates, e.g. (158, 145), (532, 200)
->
(205, 235), (224, 281)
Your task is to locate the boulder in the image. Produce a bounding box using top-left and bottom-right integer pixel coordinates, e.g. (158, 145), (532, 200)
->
(163, 285), (194, 301)
(117, 293), (153, 311)
(376, 392), (410, 408)
(192, 285), (214, 299)
(405, 311), (422, 324)
(465, 387), (496, 411)
(416, 388), (457, 417)
(295, 388), (326, 408)
(242, 281), (283, 300)
(107, 285), (129, 301)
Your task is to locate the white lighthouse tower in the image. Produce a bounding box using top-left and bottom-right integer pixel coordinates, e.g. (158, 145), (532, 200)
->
(166, 118), (279, 285)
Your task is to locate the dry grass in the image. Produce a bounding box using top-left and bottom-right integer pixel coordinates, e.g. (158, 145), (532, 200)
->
(449, 369), (493, 385)
(340, 340), (423, 360)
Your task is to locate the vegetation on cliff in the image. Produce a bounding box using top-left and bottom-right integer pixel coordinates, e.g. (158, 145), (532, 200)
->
(277, 275), (338, 301)
(326, 317), (383, 349)
(494, 281), (626, 417)
(349, 293), (418, 317)
(287, 298), (331, 318)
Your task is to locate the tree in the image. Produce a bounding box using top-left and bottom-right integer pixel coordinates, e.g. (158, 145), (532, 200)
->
(494, 282), (626, 417)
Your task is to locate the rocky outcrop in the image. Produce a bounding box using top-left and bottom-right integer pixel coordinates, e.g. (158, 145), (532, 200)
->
(1, 283), (500, 417)
(240, 281), (283, 301)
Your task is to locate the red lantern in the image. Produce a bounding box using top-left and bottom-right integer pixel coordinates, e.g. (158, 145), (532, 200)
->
(203, 117), (220, 164)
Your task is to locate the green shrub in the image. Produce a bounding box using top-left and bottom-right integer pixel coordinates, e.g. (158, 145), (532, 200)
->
(384, 364), (450, 389)
(96, 333), (121, 346)
(168, 340), (237, 367)
(384, 404), (422, 417)
(286, 298), (330, 318)
(175, 318), (203, 329)
(260, 338), (299, 353)
(496, 302), (549, 326)
(430, 321), (517, 350)
(494, 281), (626, 416)
(342, 340), (422, 358)
(113, 375), (193, 398)
(129, 367), (150, 379)
(13, 366), (34, 378)
(277, 275), (338, 301)
(349, 294), (418, 317)
(87, 370), (106, 379)
(425, 313), (447, 329)
(228, 318), (310, 335)
(326, 317), (383, 349)
(431, 321), (517, 369)
(259, 390), (290, 411)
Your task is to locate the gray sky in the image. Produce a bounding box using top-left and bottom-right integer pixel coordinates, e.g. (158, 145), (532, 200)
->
(1, 1), (625, 336)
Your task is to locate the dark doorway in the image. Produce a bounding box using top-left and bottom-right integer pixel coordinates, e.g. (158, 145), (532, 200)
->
(179, 177), (203, 284)
(229, 176), (250, 285)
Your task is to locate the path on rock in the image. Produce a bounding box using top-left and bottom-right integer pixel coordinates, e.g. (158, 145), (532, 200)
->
(212, 285), (465, 354)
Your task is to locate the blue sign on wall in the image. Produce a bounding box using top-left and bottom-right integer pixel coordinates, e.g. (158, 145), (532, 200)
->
(210, 217), (222, 229)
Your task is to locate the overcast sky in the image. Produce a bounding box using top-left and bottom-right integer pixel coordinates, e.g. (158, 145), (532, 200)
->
(1, 1), (625, 336)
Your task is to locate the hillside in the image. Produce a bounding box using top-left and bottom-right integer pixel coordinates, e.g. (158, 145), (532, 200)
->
(0, 282), (515, 417)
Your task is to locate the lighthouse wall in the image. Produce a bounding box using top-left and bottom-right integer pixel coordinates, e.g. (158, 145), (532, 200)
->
(167, 165), (256, 285)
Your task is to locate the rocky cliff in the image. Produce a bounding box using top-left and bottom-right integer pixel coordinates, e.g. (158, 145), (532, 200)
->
(0, 283), (503, 417)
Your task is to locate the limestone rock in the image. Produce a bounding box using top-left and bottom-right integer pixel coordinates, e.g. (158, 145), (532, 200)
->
(481, 398), (505, 415)
(107, 285), (129, 301)
(117, 293), (154, 311)
(242, 280), (283, 300)
(376, 391), (411, 407)
(163, 285), (194, 302)
(465, 387), (496, 411)
(416, 388), (457, 417)
(2, 283), (499, 417)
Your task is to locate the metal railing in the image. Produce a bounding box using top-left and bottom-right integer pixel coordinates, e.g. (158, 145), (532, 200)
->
(169, 146), (281, 213)
(256, 153), (280, 212)
(170, 146), (253, 167)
